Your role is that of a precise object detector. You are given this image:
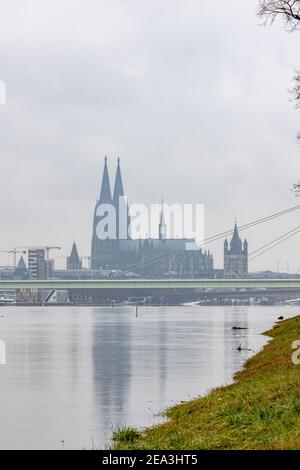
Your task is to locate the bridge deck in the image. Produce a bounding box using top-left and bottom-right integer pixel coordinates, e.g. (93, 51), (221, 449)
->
(1, 278), (300, 290)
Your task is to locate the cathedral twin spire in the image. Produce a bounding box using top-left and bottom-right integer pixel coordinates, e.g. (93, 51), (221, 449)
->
(98, 157), (128, 239)
(113, 158), (124, 204)
(98, 157), (124, 206)
(98, 158), (166, 240)
(98, 157), (111, 204)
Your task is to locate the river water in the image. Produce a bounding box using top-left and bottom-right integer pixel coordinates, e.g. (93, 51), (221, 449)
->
(0, 305), (298, 449)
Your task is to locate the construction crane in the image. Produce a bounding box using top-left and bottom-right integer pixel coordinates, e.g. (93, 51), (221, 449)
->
(0, 248), (27, 267)
(44, 246), (61, 260)
(18, 246), (61, 261)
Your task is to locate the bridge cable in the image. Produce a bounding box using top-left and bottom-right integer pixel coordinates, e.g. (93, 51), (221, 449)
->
(121, 204), (300, 272)
(249, 226), (300, 262)
(249, 224), (300, 257)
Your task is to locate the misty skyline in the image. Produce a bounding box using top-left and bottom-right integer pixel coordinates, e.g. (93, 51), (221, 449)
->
(0, 0), (299, 271)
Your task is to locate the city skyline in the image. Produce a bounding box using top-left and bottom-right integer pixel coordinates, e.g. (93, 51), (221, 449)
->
(0, 153), (299, 272)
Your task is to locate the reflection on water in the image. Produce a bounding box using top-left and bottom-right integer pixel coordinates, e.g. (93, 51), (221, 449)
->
(0, 305), (297, 449)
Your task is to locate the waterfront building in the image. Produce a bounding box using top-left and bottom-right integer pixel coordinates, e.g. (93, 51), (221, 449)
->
(0, 266), (16, 279)
(16, 288), (38, 304)
(28, 249), (46, 279)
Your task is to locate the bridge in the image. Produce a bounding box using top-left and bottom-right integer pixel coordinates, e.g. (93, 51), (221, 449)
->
(1, 278), (300, 290)
(196, 287), (300, 301)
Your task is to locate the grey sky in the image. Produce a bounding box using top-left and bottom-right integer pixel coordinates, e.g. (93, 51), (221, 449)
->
(0, 0), (299, 271)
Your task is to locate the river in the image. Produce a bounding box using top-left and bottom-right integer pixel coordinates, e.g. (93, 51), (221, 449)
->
(0, 305), (298, 449)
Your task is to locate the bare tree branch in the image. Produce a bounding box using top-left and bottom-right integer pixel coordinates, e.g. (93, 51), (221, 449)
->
(291, 71), (300, 140)
(257, 0), (300, 31)
(258, 2), (300, 142)
(290, 70), (300, 109)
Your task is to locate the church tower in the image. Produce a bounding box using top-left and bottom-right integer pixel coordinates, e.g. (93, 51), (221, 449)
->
(98, 156), (112, 205)
(159, 199), (167, 240)
(224, 221), (248, 278)
(112, 158), (130, 240)
(67, 241), (82, 270)
(91, 157), (114, 269)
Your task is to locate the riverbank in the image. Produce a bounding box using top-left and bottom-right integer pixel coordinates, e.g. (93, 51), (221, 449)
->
(112, 315), (300, 450)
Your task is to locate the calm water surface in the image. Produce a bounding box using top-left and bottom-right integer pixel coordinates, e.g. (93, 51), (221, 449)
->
(0, 305), (298, 449)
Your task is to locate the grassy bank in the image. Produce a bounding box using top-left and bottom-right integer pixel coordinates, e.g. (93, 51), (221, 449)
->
(112, 315), (300, 450)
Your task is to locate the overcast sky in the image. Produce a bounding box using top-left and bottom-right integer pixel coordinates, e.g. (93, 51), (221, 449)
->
(0, 0), (299, 271)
